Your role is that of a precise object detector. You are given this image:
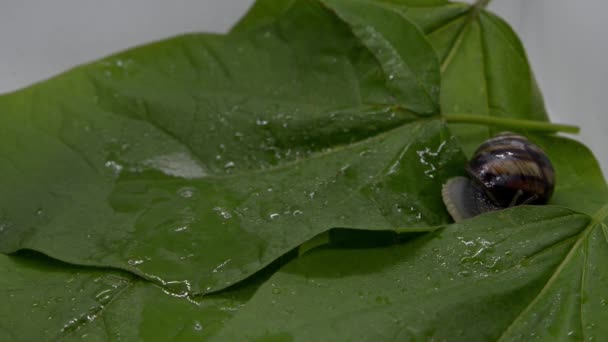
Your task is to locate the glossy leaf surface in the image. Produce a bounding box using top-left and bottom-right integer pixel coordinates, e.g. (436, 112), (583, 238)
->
(233, 0), (549, 155)
(0, 253), (255, 341)
(214, 206), (607, 341)
(0, 0), (456, 294)
(0, 0), (606, 340)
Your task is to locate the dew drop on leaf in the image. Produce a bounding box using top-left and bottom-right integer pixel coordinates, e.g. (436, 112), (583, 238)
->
(256, 119), (269, 126)
(127, 259), (144, 266)
(194, 321), (203, 332)
(213, 207), (232, 220)
(174, 226), (188, 232)
(178, 187), (196, 199)
(104, 160), (123, 175)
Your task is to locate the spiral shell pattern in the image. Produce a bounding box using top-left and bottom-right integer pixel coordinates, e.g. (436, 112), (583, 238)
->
(466, 132), (555, 207)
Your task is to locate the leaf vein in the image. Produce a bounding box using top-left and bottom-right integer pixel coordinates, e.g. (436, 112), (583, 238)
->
(497, 203), (608, 341)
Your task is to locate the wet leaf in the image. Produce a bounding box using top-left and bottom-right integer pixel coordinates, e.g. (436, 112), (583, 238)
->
(0, 252), (255, 341)
(1, 0), (606, 340)
(234, 0), (549, 154)
(0, 0), (456, 295)
(213, 206), (608, 341)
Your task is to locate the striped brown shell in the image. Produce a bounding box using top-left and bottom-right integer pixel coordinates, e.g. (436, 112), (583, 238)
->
(466, 132), (555, 208)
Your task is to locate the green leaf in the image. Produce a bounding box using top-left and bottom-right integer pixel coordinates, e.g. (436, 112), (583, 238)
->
(532, 135), (608, 215)
(2, 0), (607, 340)
(212, 206), (594, 341)
(322, 0), (441, 114)
(0, 252), (256, 341)
(0, 0), (455, 295)
(497, 206), (608, 341)
(412, 3), (549, 153)
(214, 130), (608, 341)
(233, 0), (550, 154)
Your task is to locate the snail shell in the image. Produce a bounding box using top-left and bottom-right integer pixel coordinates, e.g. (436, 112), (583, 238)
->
(442, 132), (555, 222)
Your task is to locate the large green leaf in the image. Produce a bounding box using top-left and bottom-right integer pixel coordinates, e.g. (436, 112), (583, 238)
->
(1, 0), (606, 340)
(213, 205), (608, 341)
(0, 0), (455, 295)
(0, 252), (256, 341)
(210, 129), (608, 340)
(233, 0), (549, 154)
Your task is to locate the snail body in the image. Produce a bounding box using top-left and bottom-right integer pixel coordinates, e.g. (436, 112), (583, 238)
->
(442, 132), (555, 222)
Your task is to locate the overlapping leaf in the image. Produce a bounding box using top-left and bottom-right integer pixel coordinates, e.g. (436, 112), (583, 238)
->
(1, 0), (606, 340)
(212, 133), (608, 341)
(0, 252), (257, 340)
(212, 206), (593, 341)
(0, 0), (458, 295)
(233, 0), (549, 154)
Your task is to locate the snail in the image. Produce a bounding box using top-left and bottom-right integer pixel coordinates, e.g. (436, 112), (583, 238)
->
(442, 132), (555, 222)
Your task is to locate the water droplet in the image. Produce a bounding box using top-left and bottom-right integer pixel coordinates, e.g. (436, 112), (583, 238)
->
(213, 207), (232, 219)
(272, 288), (282, 295)
(293, 210), (303, 216)
(269, 213), (280, 220)
(142, 152), (206, 179)
(224, 161), (235, 169)
(416, 141), (447, 178)
(105, 160), (123, 175)
(193, 321), (203, 331)
(174, 226), (188, 232)
(36, 209), (43, 216)
(308, 191), (316, 199)
(211, 259), (232, 274)
(256, 119), (269, 126)
(178, 187), (196, 199)
(567, 331), (575, 337)
(127, 259), (144, 266)
(457, 270), (471, 277)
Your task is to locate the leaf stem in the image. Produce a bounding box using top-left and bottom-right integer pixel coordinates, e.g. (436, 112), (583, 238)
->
(444, 114), (580, 134)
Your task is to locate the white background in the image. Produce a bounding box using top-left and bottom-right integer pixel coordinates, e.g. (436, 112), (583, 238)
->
(1, 0), (606, 177)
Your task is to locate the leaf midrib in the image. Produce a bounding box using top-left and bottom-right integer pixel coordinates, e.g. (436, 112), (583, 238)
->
(439, 4), (482, 73)
(61, 277), (134, 339)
